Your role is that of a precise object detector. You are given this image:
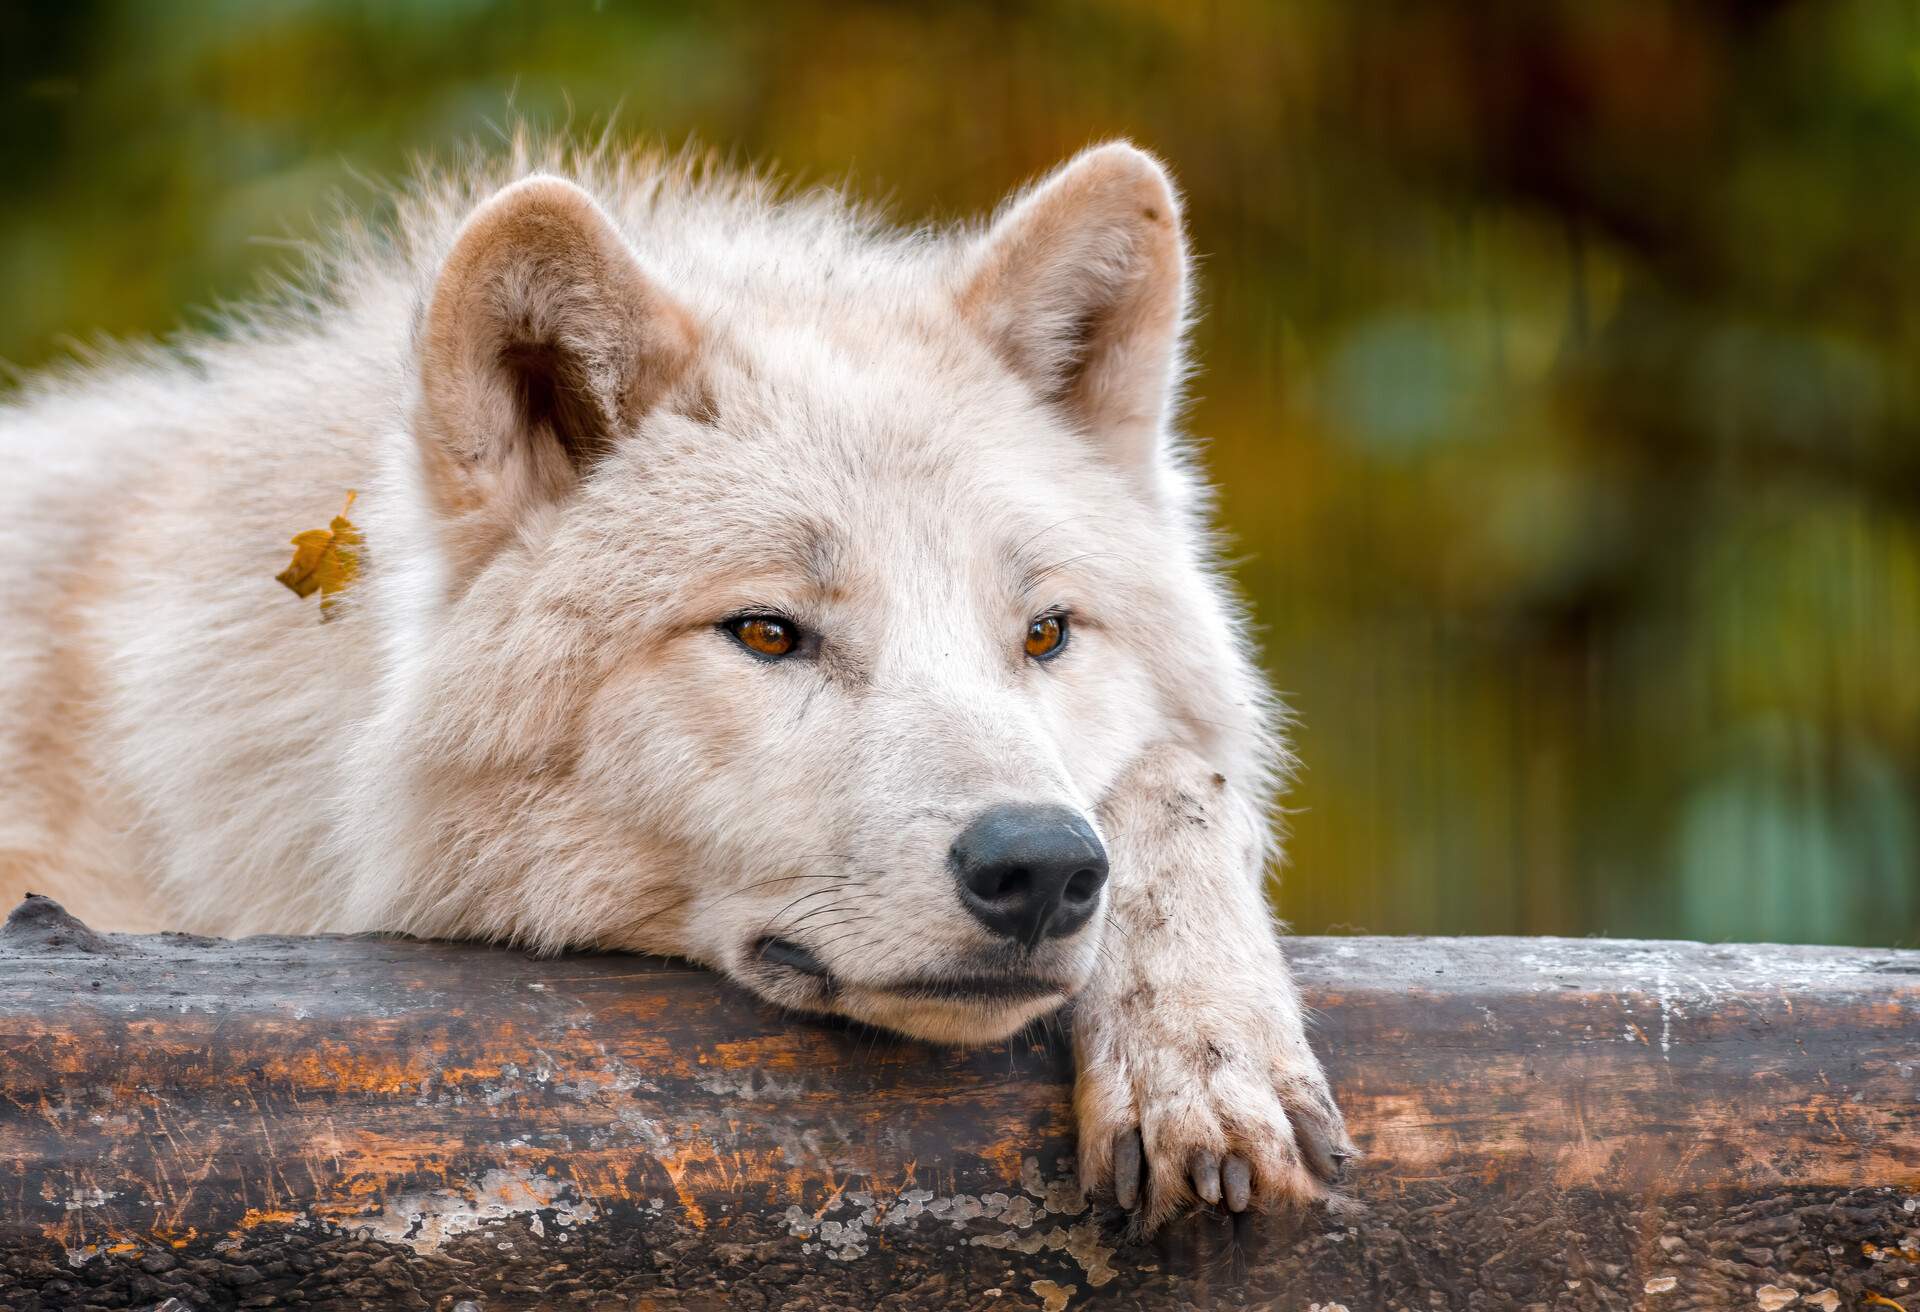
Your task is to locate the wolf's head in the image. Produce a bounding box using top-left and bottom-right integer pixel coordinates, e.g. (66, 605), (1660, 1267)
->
(348, 143), (1268, 1043)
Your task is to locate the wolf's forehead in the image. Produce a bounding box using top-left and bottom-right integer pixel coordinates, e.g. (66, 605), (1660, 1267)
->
(590, 309), (1133, 595)
(675, 454), (1084, 570)
(609, 426), (1112, 597)
(665, 358), (1073, 516)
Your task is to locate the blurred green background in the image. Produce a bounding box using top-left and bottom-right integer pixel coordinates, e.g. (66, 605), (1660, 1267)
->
(5, 1), (1916, 945)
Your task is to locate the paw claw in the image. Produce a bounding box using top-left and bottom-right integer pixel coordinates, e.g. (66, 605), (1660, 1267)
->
(1297, 1121), (1344, 1183)
(1113, 1128), (1144, 1210)
(1222, 1155), (1252, 1212)
(1189, 1150), (1222, 1205)
(1296, 1108), (1348, 1185)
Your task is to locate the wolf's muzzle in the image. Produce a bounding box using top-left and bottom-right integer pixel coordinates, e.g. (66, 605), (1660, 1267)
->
(948, 803), (1108, 945)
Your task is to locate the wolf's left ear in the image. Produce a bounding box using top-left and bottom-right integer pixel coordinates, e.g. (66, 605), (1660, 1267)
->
(959, 142), (1188, 480)
(415, 175), (698, 568)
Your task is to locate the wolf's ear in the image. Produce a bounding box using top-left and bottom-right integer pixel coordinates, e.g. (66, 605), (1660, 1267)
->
(959, 142), (1188, 481)
(415, 175), (697, 564)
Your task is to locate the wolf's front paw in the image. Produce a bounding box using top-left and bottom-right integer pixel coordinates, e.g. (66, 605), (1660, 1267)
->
(1072, 978), (1352, 1233)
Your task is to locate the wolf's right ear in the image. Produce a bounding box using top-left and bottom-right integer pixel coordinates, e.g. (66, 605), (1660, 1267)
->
(959, 142), (1188, 486)
(415, 175), (697, 568)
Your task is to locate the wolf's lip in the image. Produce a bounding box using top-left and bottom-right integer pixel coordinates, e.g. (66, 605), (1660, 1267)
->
(754, 939), (1067, 1006)
(755, 936), (829, 978)
(865, 974), (1065, 1004)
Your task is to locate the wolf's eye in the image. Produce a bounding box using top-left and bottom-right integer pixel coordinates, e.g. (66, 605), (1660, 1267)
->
(1025, 613), (1068, 661)
(725, 615), (800, 658)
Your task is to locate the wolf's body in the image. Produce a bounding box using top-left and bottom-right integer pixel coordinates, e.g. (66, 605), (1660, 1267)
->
(0, 139), (1348, 1227)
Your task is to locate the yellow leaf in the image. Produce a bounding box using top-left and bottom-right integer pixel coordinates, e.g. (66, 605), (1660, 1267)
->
(275, 491), (362, 618)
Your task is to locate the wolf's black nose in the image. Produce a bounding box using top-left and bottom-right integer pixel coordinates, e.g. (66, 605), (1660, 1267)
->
(950, 804), (1109, 945)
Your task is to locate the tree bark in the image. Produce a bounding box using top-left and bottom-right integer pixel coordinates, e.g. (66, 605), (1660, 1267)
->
(1, 894), (1915, 1312)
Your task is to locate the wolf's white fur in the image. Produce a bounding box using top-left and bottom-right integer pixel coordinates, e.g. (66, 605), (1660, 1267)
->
(0, 137), (1346, 1229)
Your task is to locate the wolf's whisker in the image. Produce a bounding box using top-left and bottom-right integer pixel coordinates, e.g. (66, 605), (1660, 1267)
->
(777, 901), (864, 934)
(763, 883), (853, 931)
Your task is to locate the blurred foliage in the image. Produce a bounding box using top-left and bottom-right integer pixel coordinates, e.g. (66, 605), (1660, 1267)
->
(5, 0), (1917, 945)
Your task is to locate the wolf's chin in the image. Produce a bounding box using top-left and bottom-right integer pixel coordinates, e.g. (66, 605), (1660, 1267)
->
(831, 987), (1070, 1046)
(732, 931), (1098, 1043)
(735, 959), (1076, 1044)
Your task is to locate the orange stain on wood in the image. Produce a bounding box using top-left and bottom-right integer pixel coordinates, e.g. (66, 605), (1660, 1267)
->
(811, 1173), (850, 1222)
(665, 1176), (708, 1229)
(975, 1136), (1029, 1187)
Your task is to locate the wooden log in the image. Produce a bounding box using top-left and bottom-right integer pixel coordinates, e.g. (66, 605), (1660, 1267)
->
(0, 894), (1915, 1312)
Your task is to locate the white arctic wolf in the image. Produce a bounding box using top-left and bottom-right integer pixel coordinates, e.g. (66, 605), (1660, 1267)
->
(0, 138), (1350, 1229)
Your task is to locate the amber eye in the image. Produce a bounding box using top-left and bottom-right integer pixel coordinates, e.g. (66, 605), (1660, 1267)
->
(725, 615), (800, 658)
(1025, 613), (1068, 660)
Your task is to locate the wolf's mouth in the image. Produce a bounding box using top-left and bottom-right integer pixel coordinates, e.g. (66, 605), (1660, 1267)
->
(866, 974), (1064, 1003)
(753, 936), (1065, 1006)
(755, 936), (829, 977)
